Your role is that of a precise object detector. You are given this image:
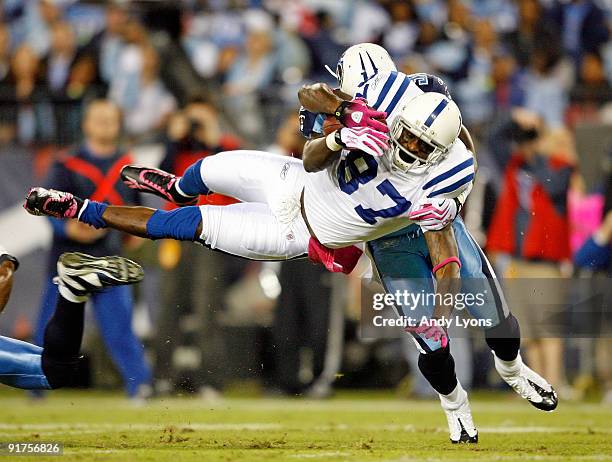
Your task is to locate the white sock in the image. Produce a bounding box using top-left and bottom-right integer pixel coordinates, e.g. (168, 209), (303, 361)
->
(439, 381), (466, 410)
(58, 283), (89, 303)
(174, 180), (196, 198)
(494, 352), (523, 378)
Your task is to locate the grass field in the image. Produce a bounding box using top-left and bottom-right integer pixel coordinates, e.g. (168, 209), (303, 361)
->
(0, 389), (610, 461)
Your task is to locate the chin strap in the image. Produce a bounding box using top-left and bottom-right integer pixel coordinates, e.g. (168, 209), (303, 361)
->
(432, 256), (461, 275)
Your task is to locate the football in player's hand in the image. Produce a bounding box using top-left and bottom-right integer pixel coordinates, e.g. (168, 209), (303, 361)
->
(323, 116), (343, 135)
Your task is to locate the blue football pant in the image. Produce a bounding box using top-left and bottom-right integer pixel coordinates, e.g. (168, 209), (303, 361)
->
(0, 336), (51, 390)
(36, 278), (151, 397)
(368, 217), (510, 353)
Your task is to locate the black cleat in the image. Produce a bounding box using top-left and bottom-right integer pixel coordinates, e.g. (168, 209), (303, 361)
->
(452, 422), (479, 444)
(121, 165), (198, 206)
(495, 354), (558, 412)
(24, 187), (84, 219)
(526, 380), (558, 412)
(57, 252), (144, 298)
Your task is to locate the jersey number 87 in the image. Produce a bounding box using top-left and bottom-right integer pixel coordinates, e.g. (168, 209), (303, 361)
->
(337, 151), (411, 225)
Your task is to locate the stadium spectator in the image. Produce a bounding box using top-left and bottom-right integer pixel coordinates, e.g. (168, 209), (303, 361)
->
(487, 109), (574, 391)
(381, 0), (420, 60)
(107, 20), (149, 121)
(502, 0), (558, 68)
(456, 18), (499, 126)
(223, 13), (276, 143)
(547, 0), (609, 67)
(302, 10), (344, 84)
(1, 44), (53, 145)
(523, 45), (570, 128)
(80, 1), (129, 88)
(567, 52), (612, 127)
(35, 99), (152, 399)
(121, 45), (176, 139)
(40, 20), (81, 145)
(490, 48), (526, 114)
(20, 0), (63, 57)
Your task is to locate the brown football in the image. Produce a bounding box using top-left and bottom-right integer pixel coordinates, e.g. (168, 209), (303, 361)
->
(322, 116), (343, 135)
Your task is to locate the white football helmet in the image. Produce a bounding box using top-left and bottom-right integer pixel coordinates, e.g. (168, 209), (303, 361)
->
(388, 92), (462, 172)
(328, 43), (397, 97)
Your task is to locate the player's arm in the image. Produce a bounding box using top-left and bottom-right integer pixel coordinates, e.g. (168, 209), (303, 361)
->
(424, 225), (461, 320)
(299, 83), (388, 132)
(303, 127), (390, 172)
(0, 252), (18, 313)
(458, 125), (478, 175)
(302, 134), (342, 172)
(298, 83), (347, 115)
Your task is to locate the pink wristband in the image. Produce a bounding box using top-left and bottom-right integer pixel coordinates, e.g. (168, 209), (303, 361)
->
(432, 256), (461, 274)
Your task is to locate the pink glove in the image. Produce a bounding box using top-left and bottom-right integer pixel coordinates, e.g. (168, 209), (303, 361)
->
(308, 238), (363, 274)
(405, 319), (449, 348)
(408, 198), (459, 231)
(335, 98), (388, 132)
(336, 127), (389, 158)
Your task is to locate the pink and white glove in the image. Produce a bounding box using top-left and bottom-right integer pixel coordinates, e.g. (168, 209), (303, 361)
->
(408, 198), (459, 231)
(336, 127), (389, 158)
(405, 319), (448, 348)
(335, 98), (388, 132)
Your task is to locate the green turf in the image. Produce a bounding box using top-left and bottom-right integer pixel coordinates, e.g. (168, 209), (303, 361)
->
(0, 389), (610, 461)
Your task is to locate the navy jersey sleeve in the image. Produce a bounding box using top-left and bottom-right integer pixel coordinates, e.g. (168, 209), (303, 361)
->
(408, 73), (452, 99)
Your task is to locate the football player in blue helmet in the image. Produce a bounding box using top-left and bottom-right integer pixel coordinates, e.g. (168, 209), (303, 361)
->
(297, 43), (557, 444)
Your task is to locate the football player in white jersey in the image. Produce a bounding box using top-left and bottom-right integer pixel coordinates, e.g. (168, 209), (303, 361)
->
(298, 43), (558, 443)
(23, 92), (468, 261)
(23, 43), (557, 443)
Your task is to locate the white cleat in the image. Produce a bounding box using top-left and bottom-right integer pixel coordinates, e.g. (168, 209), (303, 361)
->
(440, 386), (478, 444)
(56, 252), (144, 298)
(494, 353), (558, 412)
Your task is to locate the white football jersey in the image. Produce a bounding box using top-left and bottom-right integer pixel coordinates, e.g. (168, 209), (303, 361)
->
(303, 70), (475, 248)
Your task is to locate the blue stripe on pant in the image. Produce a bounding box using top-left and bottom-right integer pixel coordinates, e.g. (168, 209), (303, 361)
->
(0, 336), (51, 390)
(368, 217), (508, 353)
(36, 278), (151, 397)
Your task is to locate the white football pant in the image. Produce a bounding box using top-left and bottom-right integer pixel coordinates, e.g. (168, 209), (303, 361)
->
(196, 150), (311, 260)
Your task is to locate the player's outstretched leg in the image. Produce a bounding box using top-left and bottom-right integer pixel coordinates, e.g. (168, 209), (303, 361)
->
(24, 187), (310, 261)
(121, 165), (199, 206)
(0, 253), (144, 390)
(24, 187), (202, 242)
(42, 252), (145, 389)
(485, 314), (558, 411)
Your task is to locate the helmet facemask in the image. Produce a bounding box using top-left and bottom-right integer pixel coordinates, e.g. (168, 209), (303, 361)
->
(388, 116), (450, 173)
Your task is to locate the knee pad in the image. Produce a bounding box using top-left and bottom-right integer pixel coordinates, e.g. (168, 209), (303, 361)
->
(485, 313), (521, 361)
(418, 345), (457, 395)
(146, 207), (202, 241)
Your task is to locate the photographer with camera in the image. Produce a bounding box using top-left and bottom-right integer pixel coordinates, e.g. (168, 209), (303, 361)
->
(154, 96), (244, 397)
(486, 108), (574, 393)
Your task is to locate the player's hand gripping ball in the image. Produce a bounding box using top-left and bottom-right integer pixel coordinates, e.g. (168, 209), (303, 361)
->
(334, 97), (388, 132)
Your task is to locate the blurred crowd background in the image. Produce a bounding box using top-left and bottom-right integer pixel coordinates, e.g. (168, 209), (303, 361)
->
(0, 0), (610, 403)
